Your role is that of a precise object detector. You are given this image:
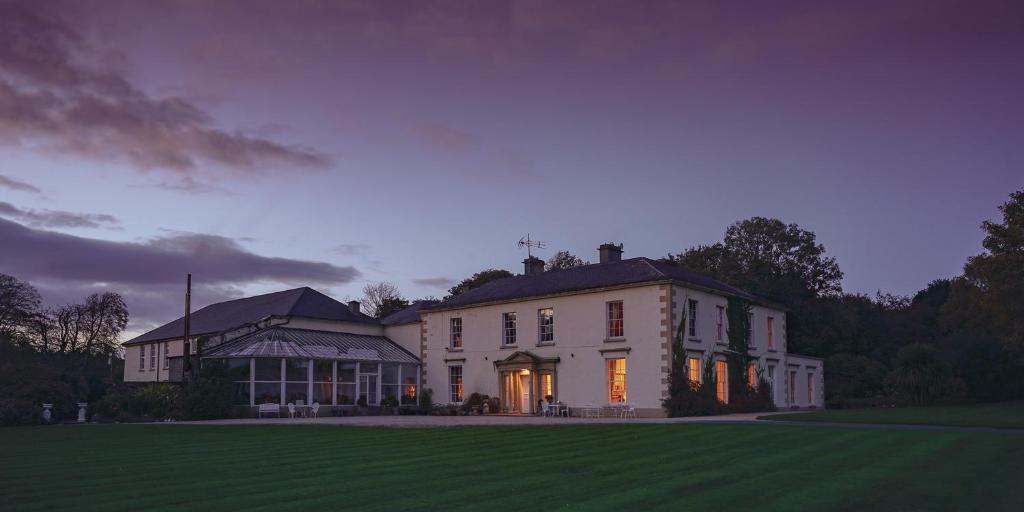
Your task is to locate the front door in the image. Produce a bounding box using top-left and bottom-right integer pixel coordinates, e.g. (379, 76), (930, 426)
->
(519, 373), (531, 413)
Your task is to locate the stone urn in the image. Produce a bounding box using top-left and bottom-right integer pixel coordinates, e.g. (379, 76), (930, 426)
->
(77, 402), (88, 423)
(41, 403), (53, 423)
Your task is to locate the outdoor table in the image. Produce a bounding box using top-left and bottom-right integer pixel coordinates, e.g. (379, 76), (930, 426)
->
(550, 404), (567, 417)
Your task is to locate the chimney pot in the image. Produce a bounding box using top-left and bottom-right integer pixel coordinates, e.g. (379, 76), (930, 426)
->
(347, 300), (361, 314)
(523, 256), (545, 276)
(598, 243), (624, 263)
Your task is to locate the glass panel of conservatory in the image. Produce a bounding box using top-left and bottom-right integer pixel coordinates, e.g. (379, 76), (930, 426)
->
(254, 358), (282, 381)
(338, 363), (356, 384)
(253, 382), (280, 404)
(337, 383), (355, 405)
(227, 358), (251, 381)
(401, 364), (418, 404)
(381, 363), (399, 385)
(285, 383), (308, 403)
(285, 359), (310, 381)
(232, 382), (251, 405)
(313, 382), (332, 404)
(314, 360), (334, 382)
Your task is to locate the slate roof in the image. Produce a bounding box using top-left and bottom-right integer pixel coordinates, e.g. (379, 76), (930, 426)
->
(424, 257), (770, 311)
(201, 326), (419, 363)
(380, 300), (438, 326)
(124, 287), (377, 346)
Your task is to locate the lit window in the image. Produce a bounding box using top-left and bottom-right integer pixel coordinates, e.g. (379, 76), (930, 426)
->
(715, 360), (728, 404)
(767, 317), (775, 350)
(138, 345), (145, 371)
(716, 306), (724, 341)
(149, 344), (156, 370)
(450, 317), (462, 349)
(449, 366), (463, 403)
(607, 358), (627, 403)
(541, 373), (554, 400)
(538, 308), (554, 343)
(502, 312), (517, 345)
(687, 357), (701, 383)
(607, 301), (624, 338)
(687, 299), (698, 337)
(747, 362), (757, 388)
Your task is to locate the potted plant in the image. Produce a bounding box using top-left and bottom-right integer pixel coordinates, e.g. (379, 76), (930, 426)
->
(381, 395), (400, 415)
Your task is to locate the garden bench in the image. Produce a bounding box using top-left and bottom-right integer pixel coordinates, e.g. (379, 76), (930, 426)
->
(257, 403), (280, 418)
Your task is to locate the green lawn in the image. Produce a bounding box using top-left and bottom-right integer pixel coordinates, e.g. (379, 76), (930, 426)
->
(765, 401), (1024, 429)
(1, 424), (1022, 511)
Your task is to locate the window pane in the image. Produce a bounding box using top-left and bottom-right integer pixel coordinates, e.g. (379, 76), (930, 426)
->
(232, 382), (250, 405)
(254, 359), (281, 381)
(450, 317), (462, 348)
(285, 359), (309, 381)
(359, 375), (378, 405)
(337, 383), (355, 405)
(314, 360), (334, 382)
(338, 363), (356, 383)
(541, 373), (553, 399)
(716, 361), (728, 404)
(254, 382), (280, 404)
(313, 381), (332, 405)
(449, 366), (463, 403)
(285, 383), (308, 403)
(381, 363), (399, 385)
(607, 358), (626, 403)
(382, 384), (402, 403)
(359, 363), (378, 375)
(227, 358), (251, 381)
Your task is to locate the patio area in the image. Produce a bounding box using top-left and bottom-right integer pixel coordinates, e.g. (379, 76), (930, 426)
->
(177, 411), (797, 427)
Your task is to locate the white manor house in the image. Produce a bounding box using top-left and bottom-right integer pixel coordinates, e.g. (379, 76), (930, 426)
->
(123, 244), (824, 417)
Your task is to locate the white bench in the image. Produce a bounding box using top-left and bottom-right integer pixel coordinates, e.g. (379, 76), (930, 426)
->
(257, 403), (280, 418)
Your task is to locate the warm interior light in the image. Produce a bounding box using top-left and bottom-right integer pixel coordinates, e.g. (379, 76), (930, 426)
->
(520, 369), (530, 375)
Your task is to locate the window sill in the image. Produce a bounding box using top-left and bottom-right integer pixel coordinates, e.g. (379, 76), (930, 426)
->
(687, 337), (701, 342)
(500, 345), (518, 350)
(536, 342), (555, 347)
(446, 347), (463, 353)
(604, 337), (627, 343)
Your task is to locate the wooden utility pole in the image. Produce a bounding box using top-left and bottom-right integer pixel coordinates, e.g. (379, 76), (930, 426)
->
(183, 273), (192, 382)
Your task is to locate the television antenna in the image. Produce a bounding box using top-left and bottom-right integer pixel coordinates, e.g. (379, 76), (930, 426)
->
(517, 233), (547, 259)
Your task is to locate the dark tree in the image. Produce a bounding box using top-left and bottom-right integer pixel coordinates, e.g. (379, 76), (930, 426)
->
(360, 282), (409, 318)
(0, 274), (41, 341)
(666, 217), (843, 302)
(446, 269), (514, 298)
(546, 250), (588, 270)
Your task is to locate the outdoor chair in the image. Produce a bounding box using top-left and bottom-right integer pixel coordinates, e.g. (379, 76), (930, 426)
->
(310, 402), (320, 418)
(623, 403), (637, 419)
(257, 403), (279, 418)
(541, 402), (551, 417)
(287, 403), (296, 418)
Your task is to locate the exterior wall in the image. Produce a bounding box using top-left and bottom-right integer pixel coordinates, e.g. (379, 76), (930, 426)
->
(283, 318), (384, 336)
(383, 322), (422, 358)
(421, 284), (668, 415)
(123, 339), (185, 382)
(784, 354), (825, 408)
(669, 285), (795, 408)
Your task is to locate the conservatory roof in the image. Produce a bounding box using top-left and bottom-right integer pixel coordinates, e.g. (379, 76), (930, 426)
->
(202, 326), (419, 364)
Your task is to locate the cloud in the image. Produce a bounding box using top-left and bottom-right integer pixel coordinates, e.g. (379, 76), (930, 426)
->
(0, 201), (118, 228)
(0, 217), (361, 334)
(0, 174), (41, 194)
(0, 3), (330, 176)
(412, 277), (457, 288)
(332, 243), (370, 256)
(409, 122), (479, 153)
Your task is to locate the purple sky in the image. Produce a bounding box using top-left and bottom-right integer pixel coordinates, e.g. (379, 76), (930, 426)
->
(1, 0), (1022, 338)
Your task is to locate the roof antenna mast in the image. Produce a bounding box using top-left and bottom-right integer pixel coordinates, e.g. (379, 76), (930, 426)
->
(517, 233), (547, 259)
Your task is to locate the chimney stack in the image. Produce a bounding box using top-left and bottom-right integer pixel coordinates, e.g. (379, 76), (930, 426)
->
(523, 256), (545, 276)
(598, 243), (624, 263)
(348, 300), (361, 314)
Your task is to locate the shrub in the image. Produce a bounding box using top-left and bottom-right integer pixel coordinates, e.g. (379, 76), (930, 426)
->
(180, 362), (234, 420)
(381, 395), (400, 408)
(885, 343), (965, 406)
(126, 384), (182, 419)
(460, 392), (489, 414)
(419, 387), (433, 407)
(0, 399), (40, 426)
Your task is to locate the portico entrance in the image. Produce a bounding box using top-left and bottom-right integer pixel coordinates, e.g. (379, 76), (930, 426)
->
(494, 351), (559, 415)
